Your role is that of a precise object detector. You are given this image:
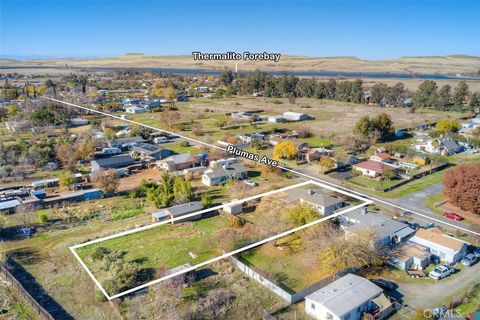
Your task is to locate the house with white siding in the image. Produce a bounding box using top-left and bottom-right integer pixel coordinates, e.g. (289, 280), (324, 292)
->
(305, 274), (393, 320)
(408, 228), (468, 264)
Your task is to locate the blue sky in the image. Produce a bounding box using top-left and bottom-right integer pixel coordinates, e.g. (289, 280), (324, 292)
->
(1, 1), (479, 59)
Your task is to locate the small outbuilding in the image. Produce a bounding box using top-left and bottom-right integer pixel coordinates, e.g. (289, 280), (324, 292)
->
(223, 200), (243, 215)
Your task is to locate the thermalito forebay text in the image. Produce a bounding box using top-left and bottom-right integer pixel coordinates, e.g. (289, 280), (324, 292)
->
(192, 51), (281, 62)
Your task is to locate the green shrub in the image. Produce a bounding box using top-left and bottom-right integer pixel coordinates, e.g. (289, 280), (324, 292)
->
(37, 211), (48, 223)
(201, 193), (213, 208)
(111, 207), (144, 221)
(91, 247), (111, 260)
(228, 215), (245, 229)
(180, 141), (190, 147)
(101, 279), (118, 297)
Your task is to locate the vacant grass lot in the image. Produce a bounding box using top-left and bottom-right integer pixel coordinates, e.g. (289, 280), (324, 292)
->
(237, 240), (332, 292)
(126, 97), (466, 144)
(77, 215), (228, 279)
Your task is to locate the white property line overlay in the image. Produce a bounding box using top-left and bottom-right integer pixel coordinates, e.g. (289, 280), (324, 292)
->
(70, 180), (372, 300)
(46, 97), (480, 237)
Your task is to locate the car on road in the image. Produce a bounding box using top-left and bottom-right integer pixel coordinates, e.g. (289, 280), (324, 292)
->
(429, 265), (454, 280)
(461, 254), (477, 267)
(371, 279), (397, 291)
(443, 212), (463, 221)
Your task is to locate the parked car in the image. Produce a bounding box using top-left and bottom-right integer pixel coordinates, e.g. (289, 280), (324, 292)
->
(461, 254), (477, 267)
(102, 147), (122, 155)
(371, 279), (397, 291)
(474, 248), (480, 258)
(423, 222), (435, 229)
(429, 265), (454, 280)
(409, 222), (420, 230)
(243, 180), (258, 187)
(443, 212), (463, 221)
(154, 136), (170, 144)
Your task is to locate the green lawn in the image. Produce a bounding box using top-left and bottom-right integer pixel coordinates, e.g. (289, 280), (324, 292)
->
(76, 215), (228, 274)
(298, 136), (333, 148)
(350, 170), (445, 199)
(349, 175), (404, 191)
(162, 140), (203, 155)
(454, 284), (480, 316)
(424, 192), (445, 215)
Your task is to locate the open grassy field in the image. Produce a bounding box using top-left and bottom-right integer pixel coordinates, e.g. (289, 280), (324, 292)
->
(127, 97), (466, 143)
(76, 215), (229, 286)
(73, 197), (301, 295)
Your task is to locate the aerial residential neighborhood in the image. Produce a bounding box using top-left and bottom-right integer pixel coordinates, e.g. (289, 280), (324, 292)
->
(1, 1), (480, 320)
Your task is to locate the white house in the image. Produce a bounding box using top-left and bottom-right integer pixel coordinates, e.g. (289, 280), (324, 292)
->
(283, 111), (309, 121)
(267, 115), (286, 123)
(340, 207), (415, 248)
(414, 137), (461, 155)
(201, 159), (248, 186)
(305, 274), (393, 320)
(352, 160), (395, 178)
(287, 188), (343, 216)
(408, 228), (468, 264)
(125, 106), (145, 114)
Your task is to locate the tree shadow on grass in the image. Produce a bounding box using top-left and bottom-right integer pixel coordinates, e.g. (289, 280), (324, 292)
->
(8, 248), (43, 265)
(195, 268), (218, 281)
(137, 267), (155, 283)
(5, 255), (74, 320)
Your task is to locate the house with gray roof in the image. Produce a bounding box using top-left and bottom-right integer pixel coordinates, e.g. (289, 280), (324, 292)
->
(151, 201), (203, 223)
(437, 137), (461, 155)
(287, 188), (343, 216)
(0, 199), (22, 213)
(108, 136), (145, 149)
(305, 274), (393, 320)
(130, 143), (172, 161)
(201, 161), (248, 186)
(156, 154), (201, 172)
(340, 207), (415, 248)
(91, 155), (135, 171)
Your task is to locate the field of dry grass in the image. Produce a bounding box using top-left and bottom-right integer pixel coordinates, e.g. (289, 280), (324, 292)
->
(1, 54), (479, 75)
(138, 96), (466, 140)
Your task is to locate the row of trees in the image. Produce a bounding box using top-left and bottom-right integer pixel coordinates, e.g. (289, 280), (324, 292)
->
(220, 69), (480, 112)
(413, 80), (477, 111)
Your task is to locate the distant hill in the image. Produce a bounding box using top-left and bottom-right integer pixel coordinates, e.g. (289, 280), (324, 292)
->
(1, 54), (479, 75)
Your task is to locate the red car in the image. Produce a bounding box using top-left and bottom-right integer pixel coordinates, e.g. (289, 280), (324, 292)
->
(443, 212), (463, 221)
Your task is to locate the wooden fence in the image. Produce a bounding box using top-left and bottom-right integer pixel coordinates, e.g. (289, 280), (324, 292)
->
(0, 260), (55, 320)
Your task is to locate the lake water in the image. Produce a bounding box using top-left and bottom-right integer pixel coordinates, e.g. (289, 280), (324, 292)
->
(1, 65), (478, 80)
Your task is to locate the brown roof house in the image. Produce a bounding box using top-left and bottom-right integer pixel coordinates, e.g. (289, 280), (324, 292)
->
(352, 160), (395, 178)
(408, 228), (468, 264)
(156, 154), (202, 172)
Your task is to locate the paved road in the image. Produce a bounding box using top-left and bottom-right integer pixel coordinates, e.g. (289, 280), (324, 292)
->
(291, 165), (477, 234)
(392, 262), (480, 309)
(48, 97), (479, 236)
(391, 182), (475, 232)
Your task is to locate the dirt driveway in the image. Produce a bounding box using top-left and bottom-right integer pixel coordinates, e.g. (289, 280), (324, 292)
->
(393, 262), (480, 309)
(118, 168), (164, 191)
